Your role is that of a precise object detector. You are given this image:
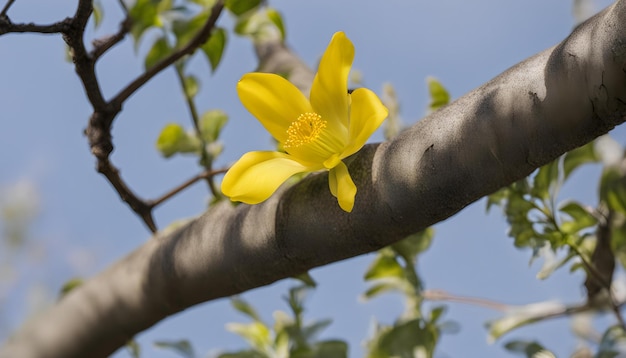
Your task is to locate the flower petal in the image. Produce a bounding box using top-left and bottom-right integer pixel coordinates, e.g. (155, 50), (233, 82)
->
(310, 32), (354, 128)
(342, 88), (389, 158)
(237, 73), (313, 143)
(221, 151), (311, 204)
(328, 161), (357, 212)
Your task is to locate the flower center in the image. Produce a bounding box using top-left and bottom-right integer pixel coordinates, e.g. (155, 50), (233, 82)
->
(283, 112), (327, 149)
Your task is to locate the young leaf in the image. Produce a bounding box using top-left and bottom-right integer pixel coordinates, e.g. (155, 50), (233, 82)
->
(183, 75), (200, 98)
(309, 340), (347, 358)
(144, 37), (172, 70)
(225, 0), (262, 16)
(129, 0), (160, 45)
(504, 340), (555, 358)
(558, 201), (597, 234)
(202, 27), (227, 72)
(427, 77), (450, 112)
(563, 141), (598, 180)
(59, 277), (83, 298)
(231, 297), (263, 322)
(364, 252), (404, 281)
(391, 228), (434, 263)
(153, 340), (195, 358)
(531, 161), (558, 201)
(226, 322), (272, 352)
(156, 123), (201, 157)
(92, 0), (104, 29)
(199, 109), (228, 142)
(266, 8), (286, 40)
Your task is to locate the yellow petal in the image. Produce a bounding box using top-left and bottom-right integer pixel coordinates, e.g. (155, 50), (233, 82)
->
(342, 88), (389, 158)
(221, 151), (311, 204)
(237, 73), (313, 143)
(328, 161), (356, 212)
(310, 32), (354, 129)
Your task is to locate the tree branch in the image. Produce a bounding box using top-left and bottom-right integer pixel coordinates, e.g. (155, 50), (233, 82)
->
(3, 1), (626, 357)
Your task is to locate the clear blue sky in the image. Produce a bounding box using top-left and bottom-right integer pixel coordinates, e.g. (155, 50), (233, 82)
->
(0, 0), (622, 357)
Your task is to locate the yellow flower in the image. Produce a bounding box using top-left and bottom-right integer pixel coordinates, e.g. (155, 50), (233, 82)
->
(221, 32), (388, 212)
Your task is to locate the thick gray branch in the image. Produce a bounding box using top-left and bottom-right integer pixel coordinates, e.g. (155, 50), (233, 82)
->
(3, 2), (626, 357)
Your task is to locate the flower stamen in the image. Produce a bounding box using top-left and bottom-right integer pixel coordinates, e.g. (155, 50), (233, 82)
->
(283, 112), (327, 149)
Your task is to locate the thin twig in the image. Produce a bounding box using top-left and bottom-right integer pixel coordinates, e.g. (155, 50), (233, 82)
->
(423, 289), (511, 311)
(91, 16), (131, 60)
(0, 0), (16, 17)
(110, 0), (224, 107)
(0, 20), (71, 35)
(148, 168), (228, 209)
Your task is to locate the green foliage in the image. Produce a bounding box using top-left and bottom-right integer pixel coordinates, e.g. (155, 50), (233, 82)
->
(225, 0), (262, 16)
(156, 123), (202, 158)
(597, 326), (626, 358)
(504, 340), (555, 358)
(144, 36), (172, 70)
(218, 285), (347, 358)
(154, 339), (195, 358)
(426, 77), (450, 112)
(126, 339), (141, 358)
(92, 0), (104, 29)
(486, 145), (601, 280)
(59, 278), (83, 298)
(362, 229), (453, 358)
(200, 109), (229, 143)
(202, 27), (228, 71)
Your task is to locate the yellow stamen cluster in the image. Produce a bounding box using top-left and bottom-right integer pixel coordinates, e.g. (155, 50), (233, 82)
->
(283, 112), (327, 149)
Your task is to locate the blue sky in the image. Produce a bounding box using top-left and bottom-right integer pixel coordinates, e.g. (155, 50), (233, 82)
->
(0, 0), (622, 357)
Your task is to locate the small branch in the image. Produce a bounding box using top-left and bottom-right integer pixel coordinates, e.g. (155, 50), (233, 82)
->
(147, 168), (228, 209)
(97, 158), (157, 233)
(0, 0), (16, 17)
(110, 0), (225, 107)
(0, 19), (71, 35)
(91, 16), (131, 60)
(423, 289), (512, 311)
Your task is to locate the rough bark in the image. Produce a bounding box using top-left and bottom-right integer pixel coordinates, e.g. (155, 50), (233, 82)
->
(3, 2), (626, 357)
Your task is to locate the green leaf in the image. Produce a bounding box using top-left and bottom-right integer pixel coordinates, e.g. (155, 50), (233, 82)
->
(486, 301), (565, 342)
(92, 0), (104, 29)
(126, 339), (141, 358)
(172, 11), (208, 49)
(217, 350), (266, 358)
(199, 109), (229, 142)
(201, 27), (227, 72)
(597, 325), (626, 358)
(364, 252), (404, 281)
(300, 319), (332, 343)
(226, 322), (272, 352)
(231, 297), (262, 322)
(144, 36), (172, 70)
(563, 141), (598, 180)
(391, 228), (434, 262)
(309, 340), (348, 358)
(429, 306), (447, 323)
(129, 0), (160, 45)
(156, 123), (201, 157)
(531, 161), (559, 201)
(183, 75), (199, 98)
(367, 318), (438, 358)
(427, 76), (450, 111)
(504, 340), (555, 358)
(558, 201), (597, 234)
(292, 272), (317, 287)
(153, 340), (195, 358)
(361, 281), (404, 300)
(266, 8), (286, 40)
(600, 168), (626, 216)
(59, 277), (83, 298)
(225, 0), (262, 16)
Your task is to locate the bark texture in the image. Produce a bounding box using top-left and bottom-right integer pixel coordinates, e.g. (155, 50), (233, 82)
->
(3, 2), (626, 357)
